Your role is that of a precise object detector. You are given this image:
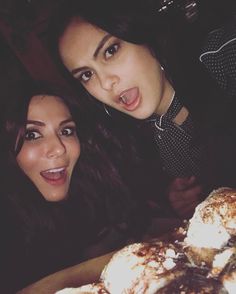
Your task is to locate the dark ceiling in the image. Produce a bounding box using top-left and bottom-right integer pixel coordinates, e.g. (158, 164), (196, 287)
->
(0, 0), (235, 127)
(0, 0), (235, 97)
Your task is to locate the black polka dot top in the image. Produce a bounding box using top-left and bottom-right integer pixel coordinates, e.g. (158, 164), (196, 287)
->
(146, 94), (204, 178)
(199, 18), (236, 98)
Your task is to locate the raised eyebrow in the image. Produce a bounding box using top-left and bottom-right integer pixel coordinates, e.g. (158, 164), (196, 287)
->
(26, 120), (45, 127)
(26, 119), (74, 127)
(71, 34), (113, 76)
(59, 118), (75, 126)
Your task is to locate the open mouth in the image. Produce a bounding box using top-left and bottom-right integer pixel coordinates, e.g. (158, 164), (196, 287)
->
(118, 87), (140, 111)
(119, 95), (129, 104)
(40, 167), (67, 184)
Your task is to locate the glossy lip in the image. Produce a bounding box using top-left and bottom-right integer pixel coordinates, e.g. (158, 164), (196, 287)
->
(117, 87), (141, 111)
(40, 166), (68, 186)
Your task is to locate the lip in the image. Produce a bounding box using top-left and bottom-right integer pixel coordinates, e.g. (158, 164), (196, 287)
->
(118, 87), (141, 111)
(40, 166), (68, 186)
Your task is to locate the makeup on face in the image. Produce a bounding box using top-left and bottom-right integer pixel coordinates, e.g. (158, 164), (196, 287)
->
(16, 95), (81, 202)
(59, 18), (174, 120)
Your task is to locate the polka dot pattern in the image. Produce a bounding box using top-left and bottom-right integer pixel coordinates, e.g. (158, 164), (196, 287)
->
(199, 22), (236, 98)
(146, 95), (203, 177)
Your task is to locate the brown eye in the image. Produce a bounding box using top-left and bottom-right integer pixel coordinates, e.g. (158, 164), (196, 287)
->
(25, 130), (41, 140)
(80, 70), (94, 83)
(60, 126), (76, 136)
(105, 43), (119, 59)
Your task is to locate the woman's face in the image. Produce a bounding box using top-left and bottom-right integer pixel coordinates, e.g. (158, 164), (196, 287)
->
(59, 18), (174, 119)
(16, 95), (80, 202)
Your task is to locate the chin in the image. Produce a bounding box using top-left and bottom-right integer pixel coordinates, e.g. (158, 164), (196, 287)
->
(42, 190), (69, 202)
(45, 196), (67, 202)
(131, 108), (155, 120)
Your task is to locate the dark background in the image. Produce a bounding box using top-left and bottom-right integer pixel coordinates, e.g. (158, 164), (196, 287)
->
(0, 0), (235, 115)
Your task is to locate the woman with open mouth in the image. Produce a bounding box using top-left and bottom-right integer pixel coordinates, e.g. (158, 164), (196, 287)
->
(48, 0), (209, 219)
(1, 79), (151, 293)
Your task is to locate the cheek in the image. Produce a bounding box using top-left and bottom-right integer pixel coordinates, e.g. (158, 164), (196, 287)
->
(83, 83), (107, 105)
(138, 55), (163, 91)
(118, 52), (153, 83)
(16, 146), (41, 174)
(133, 46), (159, 72)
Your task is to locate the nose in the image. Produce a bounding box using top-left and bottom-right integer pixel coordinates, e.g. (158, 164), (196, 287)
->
(99, 71), (119, 91)
(46, 135), (66, 159)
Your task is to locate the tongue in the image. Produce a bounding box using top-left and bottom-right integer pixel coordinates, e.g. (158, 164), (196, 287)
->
(122, 88), (138, 105)
(41, 171), (64, 180)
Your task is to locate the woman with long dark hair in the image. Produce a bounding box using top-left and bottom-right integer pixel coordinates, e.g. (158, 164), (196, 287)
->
(0, 79), (152, 293)
(47, 0), (212, 218)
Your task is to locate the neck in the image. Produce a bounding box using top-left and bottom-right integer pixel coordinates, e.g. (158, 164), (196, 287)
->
(155, 79), (175, 115)
(173, 106), (189, 125)
(154, 79), (189, 126)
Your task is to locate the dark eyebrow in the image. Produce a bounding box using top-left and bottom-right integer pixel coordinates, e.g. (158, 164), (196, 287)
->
(93, 34), (112, 58)
(71, 34), (112, 76)
(26, 120), (45, 126)
(26, 118), (74, 127)
(71, 66), (88, 76)
(60, 118), (75, 126)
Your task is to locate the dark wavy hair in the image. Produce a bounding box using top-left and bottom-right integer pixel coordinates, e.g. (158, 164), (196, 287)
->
(46, 0), (178, 119)
(47, 0), (225, 127)
(1, 78), (151, 290)
(48, 0), (171, 66)
(2, 77), (149, 232)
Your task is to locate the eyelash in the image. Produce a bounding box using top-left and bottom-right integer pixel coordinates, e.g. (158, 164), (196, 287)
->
(25, 129), (41, 141)
(24, 126), (76, 141)
(104, 43), (119, 59)
(79, 70), (94, 83)
(60, 126), (76, 136)
(79, 42), (120, 83)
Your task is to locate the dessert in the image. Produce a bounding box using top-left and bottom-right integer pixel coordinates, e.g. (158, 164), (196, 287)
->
(56, 187), (236, 293)
(101, 241), (187, 294)
(220, 252), (236, 294)
(184, 187), (236, 267)
(56, 282), (108, 293)
(157, 267), (226, 293)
